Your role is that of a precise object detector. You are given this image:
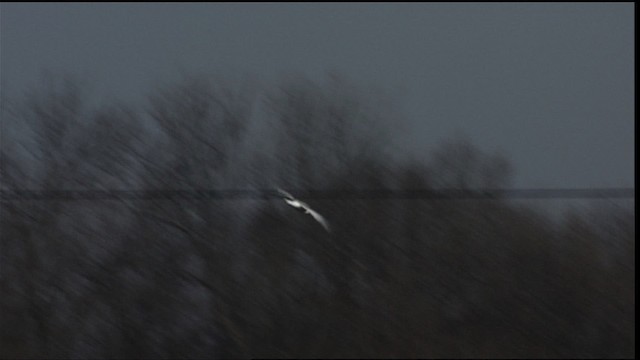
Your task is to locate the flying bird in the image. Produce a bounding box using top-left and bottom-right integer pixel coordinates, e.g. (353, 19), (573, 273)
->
(277, 188), (331, 233)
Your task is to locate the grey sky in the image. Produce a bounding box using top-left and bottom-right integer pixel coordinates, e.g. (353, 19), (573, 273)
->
(0, 3), (634, 189)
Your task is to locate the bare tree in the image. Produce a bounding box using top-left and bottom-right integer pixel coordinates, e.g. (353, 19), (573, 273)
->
(428, 133), (513, 190)
(1, 72), (633, 359)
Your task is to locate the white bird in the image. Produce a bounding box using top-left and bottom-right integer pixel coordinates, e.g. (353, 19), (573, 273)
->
(278, 188), (331, 233)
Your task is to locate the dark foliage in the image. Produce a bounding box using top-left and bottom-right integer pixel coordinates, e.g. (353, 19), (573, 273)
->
(0, 74), (634, 358)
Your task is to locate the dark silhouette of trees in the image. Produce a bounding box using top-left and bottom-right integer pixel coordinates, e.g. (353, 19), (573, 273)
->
(0, 72), (634, 358)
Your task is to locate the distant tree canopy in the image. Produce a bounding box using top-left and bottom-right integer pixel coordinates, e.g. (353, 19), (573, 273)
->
(0, 72), (634, 359)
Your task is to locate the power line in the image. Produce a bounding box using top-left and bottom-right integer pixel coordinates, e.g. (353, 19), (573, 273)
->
(0, 188), (634, 201)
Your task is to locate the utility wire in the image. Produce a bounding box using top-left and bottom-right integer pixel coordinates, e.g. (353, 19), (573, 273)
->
(0, 188), (634, 201)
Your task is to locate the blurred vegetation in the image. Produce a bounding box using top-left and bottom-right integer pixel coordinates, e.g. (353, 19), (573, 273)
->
(0, 73), (634, 358)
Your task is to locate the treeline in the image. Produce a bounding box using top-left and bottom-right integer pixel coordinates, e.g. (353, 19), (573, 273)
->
(0, 73), (634, 358)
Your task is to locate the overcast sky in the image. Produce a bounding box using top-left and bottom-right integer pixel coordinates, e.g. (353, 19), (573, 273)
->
(0, 3), (634, 189)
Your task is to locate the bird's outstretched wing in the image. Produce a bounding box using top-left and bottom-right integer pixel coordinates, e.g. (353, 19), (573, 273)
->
(306, 208), (331, 233)
(277, 187), (295, 201)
